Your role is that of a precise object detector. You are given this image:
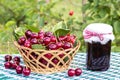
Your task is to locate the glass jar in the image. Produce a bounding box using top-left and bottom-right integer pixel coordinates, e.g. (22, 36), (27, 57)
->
(83, 23), (115, 71)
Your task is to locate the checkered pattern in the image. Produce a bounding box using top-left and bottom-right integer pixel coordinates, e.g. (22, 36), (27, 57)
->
(0, 53), (120, 80)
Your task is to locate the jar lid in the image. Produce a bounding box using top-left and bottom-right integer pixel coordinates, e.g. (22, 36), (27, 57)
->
(83, 23), (115, 44)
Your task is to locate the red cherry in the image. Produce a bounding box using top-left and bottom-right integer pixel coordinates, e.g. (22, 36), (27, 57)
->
(38, 30), (45, 34)
(75, 68), (82, 76)
(31, 52), (38, 59)
(59, 53), (65, 58)
(11, 61), (19, 69)
(68, 69), (75, 77)
(45, 32), (53, 37)
(52, 58), (59, 64)
(59, 36), (67, 41)
(4, 62), (12, 69)
(15, 61), (20, 65)
(11, 63), (17, 69)
(44, 53), (53, 59)
(16, 65), (23, 74)
(18, 36), (26, 45)
(22, 67), (31, 76)
(24, 40), (31, 48)
(13, 56), (20, 62)
(69, 10), (74, 16)
(5, 55), (12, 62)
(38, 33), (44, 40)
(48, 43), (58, 50)
(66, 35), (76, 44)
(43, 37), (51, 45)
(31, 33), (38, 38)
(50, 36), (56, 43)
(56, 42), (63, 49)
(62, 42), (72, 49)
(49, 64), (53, 68)
(30, 38), (38, 44)
(39, 58), (48, 65)
(25, 30), (32, 38)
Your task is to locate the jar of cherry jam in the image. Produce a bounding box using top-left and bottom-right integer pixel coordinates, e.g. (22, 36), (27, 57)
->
(83, 23), (115, 71)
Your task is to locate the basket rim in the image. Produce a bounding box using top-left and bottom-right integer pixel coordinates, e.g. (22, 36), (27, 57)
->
(14, 41), (81, 51)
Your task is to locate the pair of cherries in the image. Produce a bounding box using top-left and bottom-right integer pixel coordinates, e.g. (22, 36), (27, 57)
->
(68, 68), (82, 77)
(4, 55), (31, 76)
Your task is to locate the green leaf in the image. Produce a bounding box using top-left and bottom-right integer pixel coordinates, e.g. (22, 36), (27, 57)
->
(113, 21), (120, 34)
(32, 44), (45, 49)
(52, 21), (67, 32)
(26, 25), (39, 32)
(54, 28), (70, 37)
(5, 21), (16, 28)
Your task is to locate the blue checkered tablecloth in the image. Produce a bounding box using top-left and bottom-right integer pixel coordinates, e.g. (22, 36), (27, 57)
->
(0, 52), (120, 80)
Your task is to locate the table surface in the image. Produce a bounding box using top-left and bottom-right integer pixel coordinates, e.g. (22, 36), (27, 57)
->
(0, 52), (120, 80)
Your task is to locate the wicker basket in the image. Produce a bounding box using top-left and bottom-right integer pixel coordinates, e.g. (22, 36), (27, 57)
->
(14, 41), (80, 74)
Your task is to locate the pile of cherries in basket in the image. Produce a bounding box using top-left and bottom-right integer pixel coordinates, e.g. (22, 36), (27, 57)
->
(4, 55), (31, 76)
(18, 30), (76, 50)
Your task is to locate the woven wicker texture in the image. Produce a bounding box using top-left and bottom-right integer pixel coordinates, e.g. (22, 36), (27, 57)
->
(14, 41), (80, 74)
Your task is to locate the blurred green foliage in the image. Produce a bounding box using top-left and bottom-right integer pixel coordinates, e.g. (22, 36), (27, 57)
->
(0, 0), (120, 54)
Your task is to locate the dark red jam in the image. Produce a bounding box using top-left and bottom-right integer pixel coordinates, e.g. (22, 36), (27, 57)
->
(86, 40), (111, 71)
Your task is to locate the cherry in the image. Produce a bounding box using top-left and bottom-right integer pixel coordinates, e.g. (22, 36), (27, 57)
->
(44, 53), (53, 59)
(4, 62), (12, 69)
(52, 58), (59, 64)
(49, 64), (53, 68)
(16, 65), (23, 74)
(45, 32), (53, 37)
(66, 35), (76, 44)
(69, 10), (74, 16)
(11, 61), (20, 69)
(59, 53), (65, 58)
(50, 36), (56, 43)
(39, 58), (48, 65)
(68, 69), (75, 77)
(11, 63), (17, 69)
(59, 36), (67, 41)
(31, 33), (38, 38)
(24, 40), (31, 48)
(62, 42), (72, 49)
(48, 43), (58, 50)
(30, 38), (38, 44)
(5, 55), (12, 62)
(43, 37), (51, 45)
(13, 56), (20, 62)
(18, 36), (26, 45)
(22, 67), (31, 76)
(38, 33), (44, 40)
(75, 68), (82, 76)
(56, 42), (63, 49)
(31, 52), (38, 59)
(38, 30), (45, 35)
(25, 30), (32, 38)
(38, 33), (44, 44)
